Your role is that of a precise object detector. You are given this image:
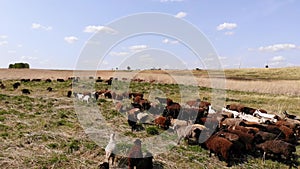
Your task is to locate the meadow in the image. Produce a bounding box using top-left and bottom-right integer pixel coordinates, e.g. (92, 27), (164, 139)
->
(0, 67), (299, 169)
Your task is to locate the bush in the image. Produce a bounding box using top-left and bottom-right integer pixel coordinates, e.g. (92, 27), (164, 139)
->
(146, 127), (159, 135)
(8, 62), (30, 69)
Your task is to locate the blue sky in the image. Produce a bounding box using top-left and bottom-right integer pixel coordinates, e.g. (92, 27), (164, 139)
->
(0, 0), (299, 70)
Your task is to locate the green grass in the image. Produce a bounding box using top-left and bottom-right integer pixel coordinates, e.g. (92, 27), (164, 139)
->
(0, 69), (299, 168)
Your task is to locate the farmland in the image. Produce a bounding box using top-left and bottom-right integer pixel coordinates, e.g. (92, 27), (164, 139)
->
(0, 67), (299, 169)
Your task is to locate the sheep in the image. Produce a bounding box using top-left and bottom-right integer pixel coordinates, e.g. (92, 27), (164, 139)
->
(154, 116), (171, 130)
(170, 118), (189, 127)
(47, 87), (52, 92)
(127, 108), (139, 132)
(13, 82), (21, 90)
(222, 107), (240, 118)
(136, 151), (153, 169)
(128, 139), (143, 169)
(253, 110), (279, 123)
(67, 90), (72, 97)
(163, 100), (181, 119)
(220, 118), (243, 128)
(256, 140), (296, 165)
(278, 125), (298, 144)
(21, 89), (30, 94)
(254, 131), (277, 144)
(227, 126), (254, 153)
(226, 103), (244, 112)
(204, 134), (234, 167)
(82, 95), (90, 103)
(105, 133), (116, 165)
(98, 162), (109, 169)
(173, 123), (207, 145)
(283, 110), (298, 119)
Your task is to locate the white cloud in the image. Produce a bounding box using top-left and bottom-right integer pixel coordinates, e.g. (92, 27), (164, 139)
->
(129, 45), (148, 52)
(21, 55), (38, 61)
(175, 12), (187, 18)
(0, 41), (8, 46)
(162, 38), (179, 44)
(224, 31), (234, 36)
(8, 50), (16, 54)
(271, 56), (285, 62)
(109, 51), (130, 57)
(0, 35), (8, 39)
(31, 23), (53, 31)
(64, 36), (78, 44)
(83, 25), (117, 34)
(258, 43), (297, 52)
(217, 22), (237, 31)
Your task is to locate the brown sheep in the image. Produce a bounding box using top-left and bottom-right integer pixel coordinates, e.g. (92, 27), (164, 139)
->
(220, 118), (243, 128)
(254, 131), (277, 144)
(226, 103), (244, 112)
(256, 140), (296, 165)
(205, 134), (234, 167)
(227, 126), (254, 153)
(163, 102), (181, 119)
(154, 116), (171, 129)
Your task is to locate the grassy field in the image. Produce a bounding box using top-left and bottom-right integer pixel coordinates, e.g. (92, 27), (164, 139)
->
(0, 67), (299, 169)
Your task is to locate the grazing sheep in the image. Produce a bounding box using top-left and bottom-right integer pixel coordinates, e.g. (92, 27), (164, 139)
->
(57, 78), (65, 82)
(13, 82), (21, 90)
(45, 79), (52, 83)
(99, 162), (109, 169)
(136, 151), (153, 169)
(220, 118), (243, 128)
(163, 101), (181, 119)
(254, 131), (277, 144)
(82, 95), (90, 103)
(227, 126), (254, 153)
(21, 89), (30, 94)
(128, 139), (143, 169)
(127, 109), (139, 132)
(226, 103), (244, 112)
(283, 111), (297, 119)
(67, 90), (72, 97)
(173, 123), (207, 145)
(205, 134), (234, 167)
(47, 87), (52, 92)
(253, 110), (279, 123)
(170, 118), (189, 127)
(222, 107), (240, 118)
(0, 83), (5, 89)
(154, 116), (171, 130)
(105, 133), (116, 165)
(256, 140), (296, 164)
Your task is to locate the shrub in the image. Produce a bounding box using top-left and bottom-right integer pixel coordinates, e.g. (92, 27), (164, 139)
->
(8, 62), (30, 69)
(146, 127), (159, 135)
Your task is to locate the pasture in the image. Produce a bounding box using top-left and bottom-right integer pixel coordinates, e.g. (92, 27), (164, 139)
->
(0, 68), (299, 169)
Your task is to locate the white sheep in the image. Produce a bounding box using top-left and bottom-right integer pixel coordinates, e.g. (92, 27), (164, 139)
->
(105, 133), (116, 165)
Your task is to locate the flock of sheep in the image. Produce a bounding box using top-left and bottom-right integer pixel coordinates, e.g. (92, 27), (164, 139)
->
(90, 89), (299, 168)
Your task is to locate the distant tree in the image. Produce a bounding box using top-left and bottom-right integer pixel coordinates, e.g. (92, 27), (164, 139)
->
(8, 62), (30, 69)
(127, 66), (131, 71)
